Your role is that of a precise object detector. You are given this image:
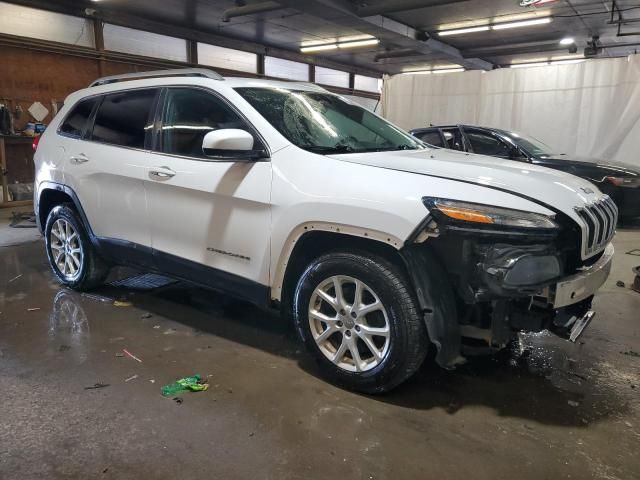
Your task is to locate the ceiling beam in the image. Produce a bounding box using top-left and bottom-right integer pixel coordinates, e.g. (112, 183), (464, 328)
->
(222, 1), (285, 22)
(6, 0), (383, 77)
(355, 0), (470, 17)
(276, 0), (493, 70)
(462, 39), (572, 58)
(8, 0), (492, 72)
(373, 48), (420, 61)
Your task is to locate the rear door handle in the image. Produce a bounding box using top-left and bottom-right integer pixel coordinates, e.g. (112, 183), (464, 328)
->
(69, 154), (89, 164)
(149, 166), (176, 179)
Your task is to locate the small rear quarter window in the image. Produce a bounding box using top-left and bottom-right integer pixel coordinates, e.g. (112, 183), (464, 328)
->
(59, 97), (99, 138)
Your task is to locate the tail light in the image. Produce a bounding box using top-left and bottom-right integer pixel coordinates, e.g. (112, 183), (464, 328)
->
(32, 134), (41, 152)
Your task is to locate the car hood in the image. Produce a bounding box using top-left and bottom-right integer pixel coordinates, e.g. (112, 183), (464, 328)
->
(329, 148), (605, 217)
(537, 155), (639, 180)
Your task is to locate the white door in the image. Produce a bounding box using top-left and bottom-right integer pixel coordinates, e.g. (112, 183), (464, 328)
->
(145, 87), (272, 299)
(62, 88), (160, 248)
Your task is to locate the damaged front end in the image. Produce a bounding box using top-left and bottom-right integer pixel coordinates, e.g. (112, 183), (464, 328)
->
(401, 197), (613, 368)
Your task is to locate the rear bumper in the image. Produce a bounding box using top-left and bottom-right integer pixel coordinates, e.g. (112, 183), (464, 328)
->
(546, 243), (614, 308)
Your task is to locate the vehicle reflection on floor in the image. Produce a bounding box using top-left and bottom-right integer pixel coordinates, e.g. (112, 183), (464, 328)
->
(49, 290), (90, 338)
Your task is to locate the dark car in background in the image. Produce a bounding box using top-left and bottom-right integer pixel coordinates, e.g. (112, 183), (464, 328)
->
(411, 125), (640, 222)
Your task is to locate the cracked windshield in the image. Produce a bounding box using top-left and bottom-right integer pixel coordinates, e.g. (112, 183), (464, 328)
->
(236, 87), (424, 154)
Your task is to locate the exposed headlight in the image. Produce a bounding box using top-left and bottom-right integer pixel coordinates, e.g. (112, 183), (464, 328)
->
(606, 176), (640, 188)
(423, 198), (559, 229)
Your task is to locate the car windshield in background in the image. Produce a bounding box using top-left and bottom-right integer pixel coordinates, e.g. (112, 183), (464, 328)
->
(235, 87), (424, 154)
(501, 130), (555, 157)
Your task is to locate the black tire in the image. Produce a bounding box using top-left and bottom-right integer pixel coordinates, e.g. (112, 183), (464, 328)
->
(293, 250), (429, 394)
(44, 204), (109, 290)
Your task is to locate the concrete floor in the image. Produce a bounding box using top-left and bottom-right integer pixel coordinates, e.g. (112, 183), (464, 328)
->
(0, 206), (40, 247)
(0, 229), (638, 480)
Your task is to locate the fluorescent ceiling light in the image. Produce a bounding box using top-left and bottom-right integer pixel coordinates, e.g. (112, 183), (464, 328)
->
(437, 16), (551, 36)
(492, 17), (552, 30)
(511, 57), (548, 64)
(512, 54), (583, 64)
(510, 62), (549, 68)
(337, 35), (375, 43)
(433, 68), (465, 74)
(551, 54), (584, 61)
(559, 37), (575, 45)
(301, 37), (379, 52)
(510, 57), (586, 68)
(402, 67), (464, 74)
(551, 59), (585, 65)
(300, 44), (338, 53)
(338, 38), (379, 49)
(438, 26), (490, 36)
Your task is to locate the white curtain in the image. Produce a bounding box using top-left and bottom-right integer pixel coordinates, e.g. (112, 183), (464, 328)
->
(381, 55), (640, 166)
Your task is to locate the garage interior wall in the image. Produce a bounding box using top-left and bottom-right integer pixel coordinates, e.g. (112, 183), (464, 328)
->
(0, 2), (380, 132)
(381, 55), (640, 166)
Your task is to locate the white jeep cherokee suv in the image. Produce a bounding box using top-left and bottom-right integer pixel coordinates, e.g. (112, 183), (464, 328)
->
(34, 69), (616, 393)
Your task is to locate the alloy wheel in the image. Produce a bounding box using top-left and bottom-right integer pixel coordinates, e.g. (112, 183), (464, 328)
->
(308, 275), (390, 372)
(49, 219), (83, 281)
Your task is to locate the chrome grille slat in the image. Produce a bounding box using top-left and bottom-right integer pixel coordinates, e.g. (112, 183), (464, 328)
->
(592, 203), (607, 245)
(601, 200), (615, 239)
(575, 194), (618, 259)
(604, 198), (617, 238)
(584, 207), (600, 252)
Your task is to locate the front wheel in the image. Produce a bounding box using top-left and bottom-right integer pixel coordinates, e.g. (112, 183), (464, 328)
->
(293, 250), (429, 394)
(44, 205), (109, 290)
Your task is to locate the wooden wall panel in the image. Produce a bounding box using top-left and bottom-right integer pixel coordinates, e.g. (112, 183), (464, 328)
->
(0, 46), (99, 128)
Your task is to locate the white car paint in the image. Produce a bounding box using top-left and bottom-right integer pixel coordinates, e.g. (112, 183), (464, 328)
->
(35, 74), (611, 302)
(61, 139), (152, 248)
(145, 154), (272, 285)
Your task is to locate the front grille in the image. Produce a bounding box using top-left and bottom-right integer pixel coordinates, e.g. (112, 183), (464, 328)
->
(574, 195), (618, 259)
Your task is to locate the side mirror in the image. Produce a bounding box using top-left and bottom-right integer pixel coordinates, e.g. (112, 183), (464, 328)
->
(202, 129), (265, 160)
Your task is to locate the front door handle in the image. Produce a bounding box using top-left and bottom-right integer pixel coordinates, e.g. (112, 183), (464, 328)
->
(149, 166), (176, 179)
(69, 154), (89, 164)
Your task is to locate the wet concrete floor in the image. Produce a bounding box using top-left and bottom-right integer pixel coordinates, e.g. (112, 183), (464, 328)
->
(1, 234), (639, 480)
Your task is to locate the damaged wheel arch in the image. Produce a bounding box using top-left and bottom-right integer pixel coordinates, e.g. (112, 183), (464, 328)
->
(399, 244), (466, 369)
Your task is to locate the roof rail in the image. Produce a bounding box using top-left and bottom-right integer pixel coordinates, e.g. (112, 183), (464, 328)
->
(89, 68), (224, 87)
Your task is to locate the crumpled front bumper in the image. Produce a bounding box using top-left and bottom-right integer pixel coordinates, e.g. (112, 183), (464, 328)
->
(545, 243), (614, 308)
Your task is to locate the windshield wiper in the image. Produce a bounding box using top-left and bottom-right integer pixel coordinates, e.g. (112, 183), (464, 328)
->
(301, 144), (420, 154)
(362, 145), (419, 152)
(302, 145), (356, 154)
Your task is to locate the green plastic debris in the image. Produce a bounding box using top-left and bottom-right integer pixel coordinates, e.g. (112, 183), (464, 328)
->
(161, 374), (209, 397)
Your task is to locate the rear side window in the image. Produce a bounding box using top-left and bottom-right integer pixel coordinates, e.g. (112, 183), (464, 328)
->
(90, 89), (158, 149)
(59, 97), (99, 138)
(466, 130), (511, 157)
(417, 130), (443, 147)
(160, 88), (251, 159)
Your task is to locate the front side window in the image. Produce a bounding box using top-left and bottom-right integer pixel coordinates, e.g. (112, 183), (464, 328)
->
(90, 89), (158, 149)
(417, 130), (444, 148)
(441, 128), (465, 151)
(59, 97), (99, 138)
(466, 130), (511, 157)
(160, 88), (251, 158)
(236, 87), (423, 154)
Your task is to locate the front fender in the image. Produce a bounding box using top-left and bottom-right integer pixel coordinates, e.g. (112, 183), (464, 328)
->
(270, 221), (405, 302)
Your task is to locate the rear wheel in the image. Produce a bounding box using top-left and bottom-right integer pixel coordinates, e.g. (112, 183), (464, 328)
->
(45, 205), (109, 290)
(293, 250), (429, 394)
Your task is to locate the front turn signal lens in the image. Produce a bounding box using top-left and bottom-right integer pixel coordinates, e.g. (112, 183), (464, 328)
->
(436, 205), (495, 224)
(423, 198), (559, 229)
